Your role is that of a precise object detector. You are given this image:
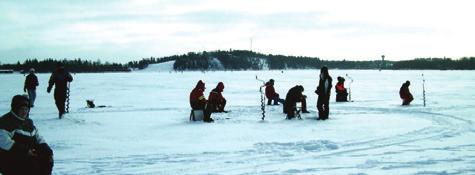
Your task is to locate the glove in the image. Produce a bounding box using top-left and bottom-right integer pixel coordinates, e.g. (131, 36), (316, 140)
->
(47, 86), (52, 93)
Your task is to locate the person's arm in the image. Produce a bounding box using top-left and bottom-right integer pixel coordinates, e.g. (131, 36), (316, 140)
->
(0, 129), (29, 155)
(47, 73), (55, 93)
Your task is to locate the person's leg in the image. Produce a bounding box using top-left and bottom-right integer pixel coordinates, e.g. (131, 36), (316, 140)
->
(317, 96), (324, 120)
(273, 96), (279, 105)
(37, 154), (54, 175)
(54, 91), (66, 117)
(323, 96), (330, 119)
(301, 96), (309, 113)
(28, 89), (36, 107)
(267, 99), (272, 105)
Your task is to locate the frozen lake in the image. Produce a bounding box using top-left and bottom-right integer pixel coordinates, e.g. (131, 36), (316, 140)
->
(1, 70), (474, 175)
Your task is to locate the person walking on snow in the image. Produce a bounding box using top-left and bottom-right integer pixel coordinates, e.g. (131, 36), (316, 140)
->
(284, 85), (309, 119)
(190, 80), (213, 122)
(24, 68), (39, 107)
(399, 80), (414, 105)
(264, 79), (285, 105)
(47, 63), (73, 119)
(0, 95), (54, 175)
(207, 82), (227, 113)
(335, 76), (348, 102)
(315, 66), (332, 120)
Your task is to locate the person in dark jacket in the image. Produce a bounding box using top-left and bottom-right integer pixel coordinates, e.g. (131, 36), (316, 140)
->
(315, 66), (332, 120)
(207, 82), (227, 113)
(189, 80), (213, 122)
(264, 79), (285, 105)
(335, 76), (348, 102)
(24, 68), (39, 107)
(47, 63), (73, 119)
(399, 80), (414, 105)
(0, 95), (54, 175)
(283, 85), (309, 119)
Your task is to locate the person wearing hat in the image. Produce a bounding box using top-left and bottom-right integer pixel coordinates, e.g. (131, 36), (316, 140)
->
(284, 85), (309, 119)
(315, 66), (332, 120)
(24, 68), (39, 107)
(47, 63), (73, 119)
(189, 80), (213, 122)
(264, 79), (285, 105)
(399, 80), (414, 105)
(335, 76), (348, 102)
(0, 95), (54, 175)
(207, 82), (227, 113)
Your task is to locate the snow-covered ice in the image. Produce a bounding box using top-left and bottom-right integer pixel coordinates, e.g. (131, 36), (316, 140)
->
(1, 69), (474, 175)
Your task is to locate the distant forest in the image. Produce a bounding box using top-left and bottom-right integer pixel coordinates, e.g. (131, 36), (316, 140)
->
(1, 50), (474, 73)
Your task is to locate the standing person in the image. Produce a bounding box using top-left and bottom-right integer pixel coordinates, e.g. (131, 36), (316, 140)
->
(335, 76), (348, 102)
(0, 95), (54, 175)
(190, 80), (213, 122)
(47, 63), (73, 119)
(208, 82), (227, 113)
(24, 68), (39, 107)
(399, 80), (414, 105)
(264, 79), (285, 105)
(315, 66), (332, 120)
(283, 85), (309, 119)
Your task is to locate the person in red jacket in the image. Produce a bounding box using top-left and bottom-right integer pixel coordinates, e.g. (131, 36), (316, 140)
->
(264, 79), (284, 105)
(335, 76), (348, 102)
(208, 82), (227, 113)
(189, 80), (213, 122)
(399, 80), (414, 105)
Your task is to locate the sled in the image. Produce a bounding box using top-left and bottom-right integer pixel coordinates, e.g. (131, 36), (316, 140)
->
(189, 110), (204, 121)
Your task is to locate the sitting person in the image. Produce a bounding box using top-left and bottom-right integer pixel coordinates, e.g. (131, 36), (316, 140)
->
(207, 82), (227, 113)
(0, 95), (54, 175)
(399, 80), (414, 105)
(264, 79), (285, 105)
(335, 76), (348, 102)
(189, 80), (213, 122)
(284, 85), (309, 119)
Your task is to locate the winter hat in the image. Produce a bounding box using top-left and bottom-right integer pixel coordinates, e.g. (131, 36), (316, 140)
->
(337, 76), (345, 82)
(29, 68), (35, 73)
(11, 95), (30, 110)
(196, 80), (205, 89)
(217, 82), (224, 90)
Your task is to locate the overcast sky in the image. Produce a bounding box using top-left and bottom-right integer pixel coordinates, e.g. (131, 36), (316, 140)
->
(1, 0), (474, 63)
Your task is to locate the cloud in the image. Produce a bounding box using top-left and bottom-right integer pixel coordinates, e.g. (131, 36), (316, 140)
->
(1, 0), (474, 63)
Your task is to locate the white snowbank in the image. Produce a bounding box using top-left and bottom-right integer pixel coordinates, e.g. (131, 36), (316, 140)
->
(140, 60), (175, 72)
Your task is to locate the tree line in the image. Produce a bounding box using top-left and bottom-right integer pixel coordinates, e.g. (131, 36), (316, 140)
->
(1, 51), (474, 73)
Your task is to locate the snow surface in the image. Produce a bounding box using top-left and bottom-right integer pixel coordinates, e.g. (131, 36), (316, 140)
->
(1, 70), (475, 175)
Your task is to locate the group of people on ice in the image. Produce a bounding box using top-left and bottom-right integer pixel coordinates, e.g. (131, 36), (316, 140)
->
(189, 66), (415, 122)
(0, 63), (73, 175)
(189, 80), (227, 122)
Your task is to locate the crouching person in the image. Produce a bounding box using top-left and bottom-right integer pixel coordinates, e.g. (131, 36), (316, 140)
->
(399, 80), (414, 105)
(208, 82), (227, 113)
(335, 76), (348, 102)
(264, 79), (285, 105)
(284, 85), (309, 119)
(0, 95), (54, 175)
(190, 80), (213, 122)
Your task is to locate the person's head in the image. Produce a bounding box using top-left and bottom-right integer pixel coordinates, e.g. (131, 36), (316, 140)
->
(298, 85), (304, 92)
(195, 80), (205, 90)
(56, 62), (65, 72)
(216, 82), (224, 91)
(337, 76), (345, 83)
(11, 95), (30, 119)
(320, 66), (329, 78)
(29, 68), (35, 74)
(405, 80), (410, 86)
(268, 79), (275, 85)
